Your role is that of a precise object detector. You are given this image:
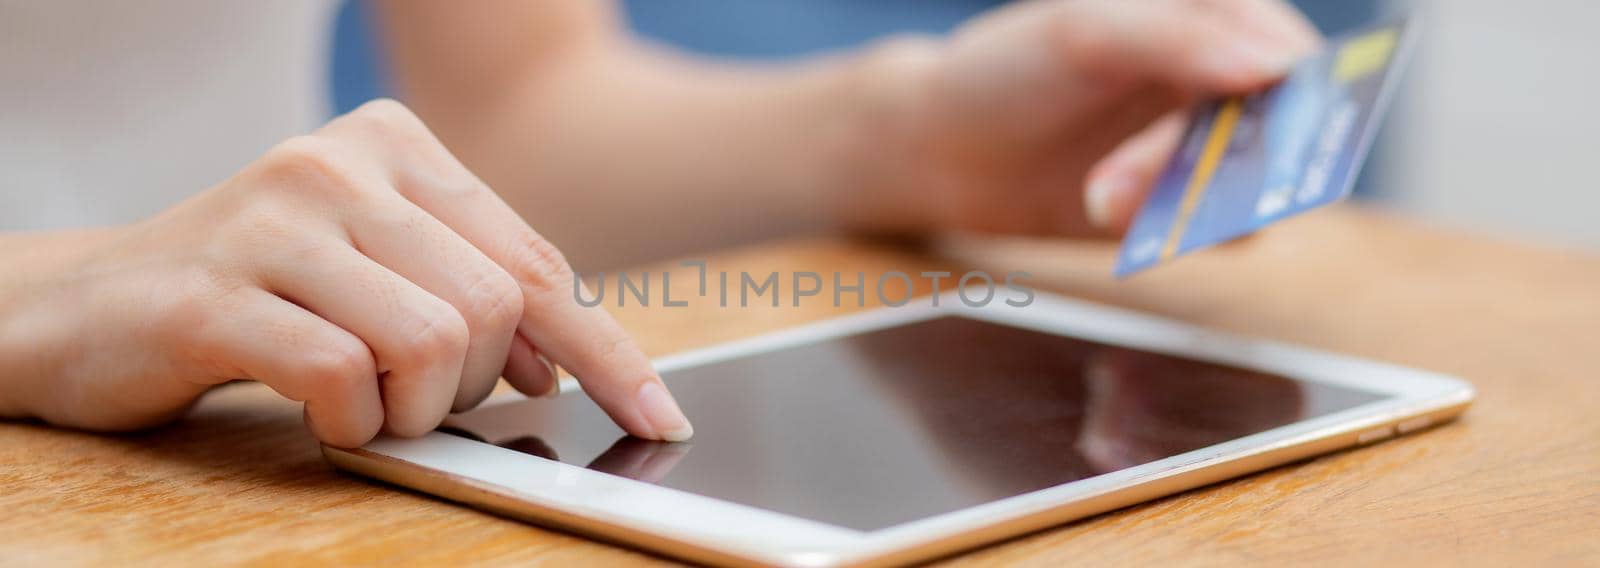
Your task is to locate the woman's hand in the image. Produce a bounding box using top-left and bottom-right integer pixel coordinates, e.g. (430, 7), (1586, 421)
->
(846, 0), (1320, 236)
(0, 100), (692, 448)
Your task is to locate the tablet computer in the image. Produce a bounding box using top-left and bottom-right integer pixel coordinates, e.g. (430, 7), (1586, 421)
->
(325, 291), (1473, 567)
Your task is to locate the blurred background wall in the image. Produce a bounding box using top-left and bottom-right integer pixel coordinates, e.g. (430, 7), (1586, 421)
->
(1387, 1), (1600, 249)
(331, 0), (1600, 250)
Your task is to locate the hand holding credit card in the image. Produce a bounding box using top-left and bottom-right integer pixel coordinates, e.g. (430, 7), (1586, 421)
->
(1115, 19), (1416, 277)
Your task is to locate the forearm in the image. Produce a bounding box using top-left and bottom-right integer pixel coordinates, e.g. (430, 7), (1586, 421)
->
(0, 229), (113, 419)
(0, 237), (25, 416)
(461, 46), (862, 269)
(395, 28), (936, 269)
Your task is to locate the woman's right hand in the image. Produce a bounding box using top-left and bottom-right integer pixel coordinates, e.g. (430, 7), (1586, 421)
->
(0, 100), (692, 448)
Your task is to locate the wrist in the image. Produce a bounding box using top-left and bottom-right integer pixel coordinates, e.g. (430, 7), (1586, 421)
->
(0, 228), (119, 419)
(827, 34), (946, 235)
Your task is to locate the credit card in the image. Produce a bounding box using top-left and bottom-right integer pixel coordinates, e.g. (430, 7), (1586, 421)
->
(1114, 18), (1417, 277)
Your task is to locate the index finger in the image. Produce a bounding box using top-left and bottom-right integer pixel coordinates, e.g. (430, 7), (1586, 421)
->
(321, 100), (693, 441)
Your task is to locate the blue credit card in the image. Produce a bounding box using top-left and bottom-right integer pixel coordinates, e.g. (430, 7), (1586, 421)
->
(1115, 19), (1417, 277)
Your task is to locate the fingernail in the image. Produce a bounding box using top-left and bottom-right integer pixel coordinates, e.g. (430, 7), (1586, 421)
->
(538, 354), (561, 398)
(1214, 39), (1296, 80)
(1085, 175), (1125, 229)
(1248, 39), (1298, 75)
(635, 381), (693, 442)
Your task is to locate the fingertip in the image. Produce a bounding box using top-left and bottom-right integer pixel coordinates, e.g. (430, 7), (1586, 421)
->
(1296, 30), (1326, 56)
(1084, 175), (1122, 230)
(1202, 38), (1298, 91)
(304, 400), (383, 448)
(635, 380), (693, 442)
(1084, 170), (1148, 233)
(660, 424), (695, 443)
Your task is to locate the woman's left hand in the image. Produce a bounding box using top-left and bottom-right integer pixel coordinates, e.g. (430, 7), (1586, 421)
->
(843, 0), (1320, 236)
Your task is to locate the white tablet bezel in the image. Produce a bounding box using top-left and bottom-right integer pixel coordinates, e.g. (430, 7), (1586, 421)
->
(327, 291), (1473, 567)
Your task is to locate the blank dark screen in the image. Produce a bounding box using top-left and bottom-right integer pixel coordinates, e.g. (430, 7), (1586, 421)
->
(440, 317), (1383, 531)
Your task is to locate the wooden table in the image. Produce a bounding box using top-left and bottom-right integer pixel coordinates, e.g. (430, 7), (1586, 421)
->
(3, 207), (1597, 566)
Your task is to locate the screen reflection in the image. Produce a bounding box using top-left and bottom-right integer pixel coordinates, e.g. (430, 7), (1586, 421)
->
(440, 317), (1381, 531)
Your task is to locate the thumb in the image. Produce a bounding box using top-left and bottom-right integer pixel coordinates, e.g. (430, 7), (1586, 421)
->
(1084, 111), (1188, 232)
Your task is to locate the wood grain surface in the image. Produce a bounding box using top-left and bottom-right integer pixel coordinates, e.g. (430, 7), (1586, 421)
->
(2, 206), (1596, 566)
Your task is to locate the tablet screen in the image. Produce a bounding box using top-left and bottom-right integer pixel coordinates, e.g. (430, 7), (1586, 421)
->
(440, 316), (1384, 531)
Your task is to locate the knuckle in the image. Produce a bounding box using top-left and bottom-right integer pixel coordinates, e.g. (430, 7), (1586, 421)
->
(357, 98), (417, 122)
(504, 231), (573, 295)
(258, 237), (344, 274)
(254, 136), (367, 202)
(596, 328), (639, 360)
(342, 98), (470, 194)
(426, 170), (490, 201)
(290, 238), (342, 265)
(301, 339), (376, 391)
(222, 203), (305, 251)
(262, 136), (342, 176)
(398, 305), (471, 364)
(157, 277), (226, 353)
(463, 268), (525, 333)
(349, 98), (426, 136)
